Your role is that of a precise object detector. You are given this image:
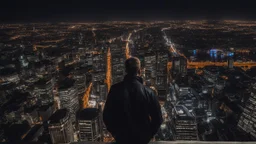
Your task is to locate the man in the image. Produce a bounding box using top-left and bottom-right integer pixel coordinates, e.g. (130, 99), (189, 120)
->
(103, 57), (163, 144)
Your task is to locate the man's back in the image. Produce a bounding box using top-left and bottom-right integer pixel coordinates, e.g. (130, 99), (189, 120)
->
(103, 75), (163, 144)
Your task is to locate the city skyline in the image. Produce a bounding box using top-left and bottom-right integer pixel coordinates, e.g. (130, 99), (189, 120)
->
(1, 20), (256, 143)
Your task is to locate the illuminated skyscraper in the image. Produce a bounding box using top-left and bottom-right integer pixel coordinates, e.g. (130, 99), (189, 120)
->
(238, 83), (256, 139)
(77, 108), (102, 142)
(72, 69), (87, 98)
(144, 53), (157, 86)
(48, 109), (74, 144)
(99, 83), (107, 101)
(156, 52), (168, 100)
(111, 43), (125, 85)
(173, 105), (198, 140)
(172, 56), (187, 77)
(34, 76), (54, 106)
(58, 78), (79, 122)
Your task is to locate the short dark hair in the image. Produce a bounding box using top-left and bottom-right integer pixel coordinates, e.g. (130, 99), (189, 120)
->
(125, 57), (141, 75)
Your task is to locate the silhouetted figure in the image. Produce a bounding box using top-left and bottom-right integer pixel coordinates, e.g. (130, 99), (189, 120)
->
(103, 57), (163, 144)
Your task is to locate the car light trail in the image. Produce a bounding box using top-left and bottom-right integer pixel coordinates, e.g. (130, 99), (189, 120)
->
(125, 32), (132, 59)
(105, 47), (112, 92)
(83, 82), (92, 109)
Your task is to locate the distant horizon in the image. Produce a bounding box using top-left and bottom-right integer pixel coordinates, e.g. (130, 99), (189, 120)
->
(1, 19), (256, 24)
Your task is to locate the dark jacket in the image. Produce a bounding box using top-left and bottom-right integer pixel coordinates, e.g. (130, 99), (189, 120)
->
(103, 75), (163, 144)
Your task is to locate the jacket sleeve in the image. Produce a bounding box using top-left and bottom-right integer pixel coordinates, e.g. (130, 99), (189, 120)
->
(149, 92), (163, 137)
(103, 86), (117, 136)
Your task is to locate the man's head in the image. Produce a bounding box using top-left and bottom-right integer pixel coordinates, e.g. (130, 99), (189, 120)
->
(125, 57), (141, 76)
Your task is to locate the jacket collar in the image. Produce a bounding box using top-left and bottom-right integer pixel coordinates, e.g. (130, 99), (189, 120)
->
(124, 74), (143, 84)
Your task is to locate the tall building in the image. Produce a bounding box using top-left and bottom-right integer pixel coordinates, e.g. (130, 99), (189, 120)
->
(172, 56), (187, 77)
(72, 69), (87, 98)
(77, 108), (102, 142)
(228, 57), (234, 69)
(156, 52), (168, 100)
(173, 105), (198, 140)
(144, 53), (157, 86)
(34, 76), (54, 106)
(203, 66), (219, 83)
(58, 78), (79, 122)
(48, 109), (74, 144)
(180, 57), (187, 76)
(99, 83), (107, 101)
(238, 83), (256, 139)
(110, 43), (125, 85)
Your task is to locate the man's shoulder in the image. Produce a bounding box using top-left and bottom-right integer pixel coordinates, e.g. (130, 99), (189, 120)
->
(111, 81), (124, 90)
(143, 86), (154, 96)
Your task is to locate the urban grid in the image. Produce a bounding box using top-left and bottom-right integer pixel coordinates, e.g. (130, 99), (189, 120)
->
(1, 20), (256, 143)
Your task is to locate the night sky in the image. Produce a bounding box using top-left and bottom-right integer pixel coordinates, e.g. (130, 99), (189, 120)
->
(0, 0), (255, 22)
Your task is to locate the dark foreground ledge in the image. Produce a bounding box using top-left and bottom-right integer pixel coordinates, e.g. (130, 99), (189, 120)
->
(72, 141), (256, 144)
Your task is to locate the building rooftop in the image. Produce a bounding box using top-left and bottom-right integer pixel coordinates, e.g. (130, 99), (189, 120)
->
(48, 108), (68, 124)
(174, 105), (194, 120)
(58, 78), (75, 90)
(77, 108), (99, 121)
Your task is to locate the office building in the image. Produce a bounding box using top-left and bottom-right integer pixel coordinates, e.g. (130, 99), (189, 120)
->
(172, 56), (187, 77)
(203, 66), (220, 83)
(144, 53), (157, 86)
(238, 83), (256, 139)
(156, 52), (168, 100)
(99, 83), (107, 101)
(48, 109), (74, 144)
(34, 76), (54, 106)
(110, 43), (125, 85)
(77, 108), (102, 142)
(173, 105), (198, 140)
(72, 69), (87, 98)
(58, 78), (79, 122)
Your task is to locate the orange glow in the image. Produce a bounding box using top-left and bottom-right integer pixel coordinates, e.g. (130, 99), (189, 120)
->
(167, 61), (256, 70)
(196, 69), (203, 75)
(105, 48), (112, 92)
(83, 82), (93, 109)
(39, 116), (42, 121)
(92, 51), (101, 55)
(220, 103), (232, 113)
(125, 33), (132, 59)
(235, 49), (250, 53)
(33, 45), (37, 51)
(104, 136), (115, 142)
(221, 75), (228, 80)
